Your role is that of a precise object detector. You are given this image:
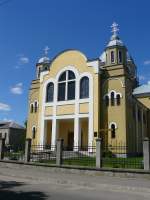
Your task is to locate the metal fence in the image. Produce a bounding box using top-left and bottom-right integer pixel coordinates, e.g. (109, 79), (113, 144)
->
(0, 138), (148, 170)
(3, 144), (25, 161)
(62, 146), (96, 167)
(30, 145), (56, 164)
(102, 143), (143, 169)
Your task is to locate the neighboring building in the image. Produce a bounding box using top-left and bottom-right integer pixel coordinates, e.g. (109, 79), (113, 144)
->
(0, 121), (26, 148)
(27, 22), (150, 153)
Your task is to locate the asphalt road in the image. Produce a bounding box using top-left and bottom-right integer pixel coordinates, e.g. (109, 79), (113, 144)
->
(0, 164), (150, 200)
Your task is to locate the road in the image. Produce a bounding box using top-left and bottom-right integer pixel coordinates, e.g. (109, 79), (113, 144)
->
(0, 164), (150, 199)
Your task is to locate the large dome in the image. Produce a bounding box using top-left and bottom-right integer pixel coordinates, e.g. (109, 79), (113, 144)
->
(37, 56), (50, 64)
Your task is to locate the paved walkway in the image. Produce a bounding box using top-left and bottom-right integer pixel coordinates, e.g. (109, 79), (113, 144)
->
(0, 163), (150, 200)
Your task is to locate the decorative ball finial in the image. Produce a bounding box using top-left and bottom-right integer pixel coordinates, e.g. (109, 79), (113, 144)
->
(111, 22), (119, 36)
(44, 46), (50, 56)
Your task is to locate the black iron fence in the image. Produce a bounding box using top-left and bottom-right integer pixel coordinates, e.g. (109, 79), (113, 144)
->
(3, 144), (25, 161)
(102, 144), (143, 169)
(30, 145), (56, 164)
(0, 138), (148, 170)
(62, 146), (96, 167)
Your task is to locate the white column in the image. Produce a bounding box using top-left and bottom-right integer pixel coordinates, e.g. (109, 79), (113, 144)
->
(40, 119), (46, 146)
(44, 120), (47, 145)
(74, 118), (81, 151)
(88, 117), (93, 153)
(51, 119), (59, 149)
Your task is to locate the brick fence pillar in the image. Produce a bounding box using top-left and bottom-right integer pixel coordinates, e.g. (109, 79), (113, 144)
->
(24, 138), (31, 162)
(56, 139), (63, 166)
(96, 138), (102, 168)
(143, 137), (150, 170)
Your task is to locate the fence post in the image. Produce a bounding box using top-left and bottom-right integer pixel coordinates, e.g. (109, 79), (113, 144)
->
(96, 138), (102, 168)
(143, 137), (150, 170)
(0, 138), (5, 160)
(24, 138), (31, 162)
(56, 139), (63, 166)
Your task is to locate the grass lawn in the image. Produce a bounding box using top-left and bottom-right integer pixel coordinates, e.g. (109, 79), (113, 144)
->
(36, 156), (143, 169)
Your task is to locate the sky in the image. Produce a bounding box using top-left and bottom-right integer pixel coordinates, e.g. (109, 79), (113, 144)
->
(0, 0), (150, 125)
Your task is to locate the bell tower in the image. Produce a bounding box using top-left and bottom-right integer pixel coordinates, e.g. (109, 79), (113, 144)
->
(36, 46), (50, 78)
(105, 22), (127, 66)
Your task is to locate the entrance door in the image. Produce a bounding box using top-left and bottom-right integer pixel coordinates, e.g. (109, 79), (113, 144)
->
(68, 132), (74, 150)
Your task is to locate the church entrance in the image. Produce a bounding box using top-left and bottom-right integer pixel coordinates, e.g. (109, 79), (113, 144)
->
(67, 131), (74, 150)
(58, 119), (74, 148)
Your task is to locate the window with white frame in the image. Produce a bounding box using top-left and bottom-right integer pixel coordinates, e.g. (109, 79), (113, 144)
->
(118, 50), (122, 63)
(46, 82), (54, 102)
(80, 76), (89, 99)
(109, 122), (117, 139)
(111, 91), (115, 106)
(116, 94), (121, 105)
(111, 51), (115, 63)
(104, 91), (122, 106)
(34, 101), (38, 112)
(32, 126), (36, 139)
(58, 70), (76, 101)
(30, 103), (34, 113)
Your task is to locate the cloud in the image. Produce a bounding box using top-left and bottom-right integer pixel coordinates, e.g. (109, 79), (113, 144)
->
(14, 54), (29, 69)
(139, 75), (146, 81)
(144, 60), (150, 65)
(2, 118), (13, 122)
(0, 103), (11, 111)
(10, 83), (23, 95)
(19, 56), (29, 64)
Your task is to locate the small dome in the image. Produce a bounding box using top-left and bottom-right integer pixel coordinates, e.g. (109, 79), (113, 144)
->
(107, 35), (124, 47)
(38, 56), (50, 64)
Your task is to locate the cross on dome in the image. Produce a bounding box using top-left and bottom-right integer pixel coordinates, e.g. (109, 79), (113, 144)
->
(111, 22), (119, 36)
(44, 46), (50, 56)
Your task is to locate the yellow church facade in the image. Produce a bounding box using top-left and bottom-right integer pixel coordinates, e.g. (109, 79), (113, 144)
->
(27, 23), (150, 152)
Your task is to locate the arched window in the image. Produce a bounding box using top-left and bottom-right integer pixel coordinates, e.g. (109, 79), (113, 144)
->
(30, 104), (34, 113)
(34, 101), (38, 112)
(105, 95), (109, 106)
(111, 51), (115, 63)
(111, 92), (115, 106)
(80, 77), (89, 99)
(118, 50), (122, 63)
(46, 82), (54, 102)
(32, 126), (36, 139)
(58, 70), (75, 101)
(111, 123), (116, 139)
(116, 94), (121, 105)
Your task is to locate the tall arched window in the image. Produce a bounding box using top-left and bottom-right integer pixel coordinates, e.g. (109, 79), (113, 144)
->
(118, 50), (122, 63)
(111, 92), (115, 106)
(46, 82), (54, 102)
(116, 94), (121, 105)
(80, 77), (89, 99)
(32, 126), (36, 139)
(105, 95), (109, 106)
(34, 101), (38, 112)
(30, 104), (34, 113)
(111, 123), (116, 139)
(58, 70), (76, 101)
(111, 51), (115, 63)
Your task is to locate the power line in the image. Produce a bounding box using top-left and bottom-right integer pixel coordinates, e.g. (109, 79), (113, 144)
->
(0, 0), (13, 7)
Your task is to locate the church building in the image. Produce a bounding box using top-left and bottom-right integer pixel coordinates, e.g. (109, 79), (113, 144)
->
(27, 23), (150, 152)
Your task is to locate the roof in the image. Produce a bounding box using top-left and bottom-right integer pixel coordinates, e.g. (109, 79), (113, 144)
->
(0, 121), (25, 130)
(133, 82), (150, 96)
(107, 35), (124, 47)
(37, 56), (50, 64)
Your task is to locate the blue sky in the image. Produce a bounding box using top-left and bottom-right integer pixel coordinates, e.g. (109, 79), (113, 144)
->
(0, 0), (150, 125)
